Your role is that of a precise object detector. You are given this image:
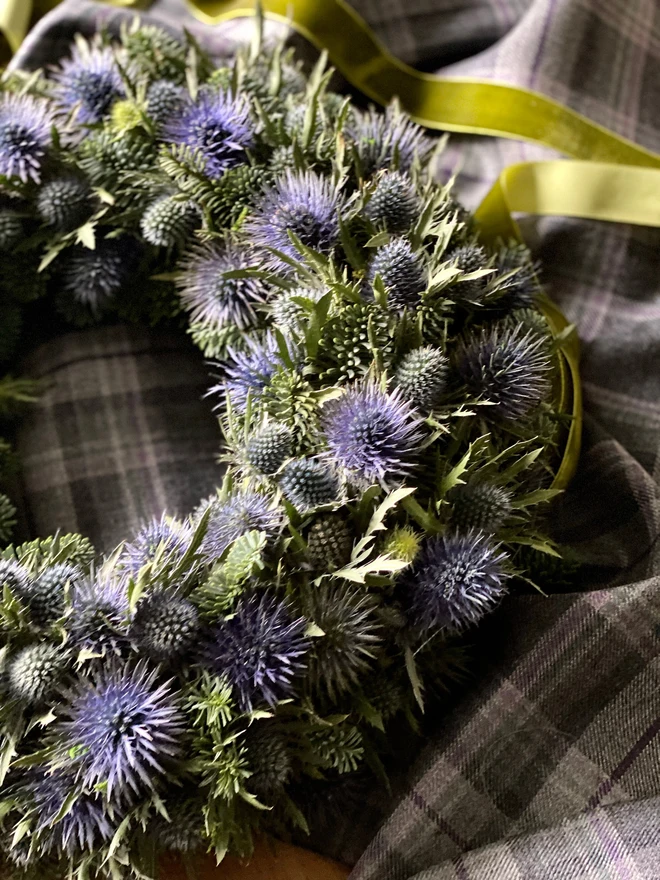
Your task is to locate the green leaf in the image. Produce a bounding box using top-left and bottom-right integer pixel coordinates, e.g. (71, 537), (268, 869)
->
(76, 222), (97, 250)
(405, 646), (425, 711)
(510, 536), (561, 557)
(510, 488), (562, 509)
(365, 231), (391, 247)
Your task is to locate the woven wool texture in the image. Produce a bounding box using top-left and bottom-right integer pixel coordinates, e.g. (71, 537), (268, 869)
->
(11, 1), (660, 878)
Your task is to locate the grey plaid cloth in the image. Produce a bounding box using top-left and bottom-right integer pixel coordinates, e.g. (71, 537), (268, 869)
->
(12, 1), (660, 878)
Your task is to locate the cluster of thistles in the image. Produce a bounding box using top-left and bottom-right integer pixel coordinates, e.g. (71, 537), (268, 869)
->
(0, 17), (572, 879)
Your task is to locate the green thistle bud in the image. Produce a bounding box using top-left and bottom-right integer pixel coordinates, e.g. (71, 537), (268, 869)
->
(279, 458), (339, 511)
(214, 165), (270, 226)
(366, 672), (408, 720)
(78, 131), (157, 188)
(270, 287), (325, 332)
(246, 423), (293, 475)
(450, 482), (513, 534)
(0, 491), (17, 541)
(394, 346), (449, 411)
(110, 99), (145, 134)
(416, 299), (451, 347)
(450, 244), (489, 301)
(508, 308), (552, 343)
(6, 643), (68, 706)
(261, 370), (320, 451)
(318, 300), (394, 383)
(244, 724), (292, 796)
(382, 524), (420, 564)
(269, 145), (296, 177)
(0, 210), (23, 249)
(123, 25), (189, 84)
(140, 196), (200, 248)
(36, 176), (92, 233)
(207, 67), (232, 91)
(364, 171), (421, 233)
(306, 514), (353, 570)
(131, 593), (200, 664)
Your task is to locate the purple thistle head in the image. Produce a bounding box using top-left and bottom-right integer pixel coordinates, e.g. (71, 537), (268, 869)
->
(22, 770), (114, 857)
(454, 322), (552, 422)
(321, 382), (425, 487)
(122, 514), (192, 580)
(217, 333), (290, 413)
(201, 592), (309, 711)
(51, 45), (124, 124)
(350, 104), (435, 177)
(201, 490), (282, 559)
(164, 90), (254, 179)
(61, 235), (138, 315)
(403, 531), (510, 632)
(56, 662), (185, 801)
(247, 170), (342, 272)
(177, 242), (268, 333)
(69, 574), (129, 654)
(0, 93), (53, 183)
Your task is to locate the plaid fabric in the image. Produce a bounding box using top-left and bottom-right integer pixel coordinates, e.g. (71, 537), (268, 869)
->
(12, 1), (660, 878)
(16, 325), (222, 552)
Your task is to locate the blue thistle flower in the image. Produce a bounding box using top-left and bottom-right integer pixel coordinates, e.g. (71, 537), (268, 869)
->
(22, 770), (114, 856)
(403, 531), (510, 632)
(122, 514), (191, 580)
(394, 346), (449, 411)
(202, 592), (308, 711)
(52, 45), (124, 124)
(56, 662), (185, 801)
(61, 236), (138, 316)
(201, 490), (282, 559)
(177, 242), (268, 334)
(455, 322), (552, 422)
(36, 175), (92, 232)
(69, 574), (129, 654)
(165, 91), (254, 179)
(351, 104), (435, 177)
(146, 80), (189, 129)
(131, 592), (200, 664)
(0, 93), (53, 183)
(279, 458), (340, 511)
(247, 170), (342, 272)
(366, 238), (427, 311)
(16, 563), (80, 627)
(322, 382), (424, 487)
(219, 334), (290, 413)
(246, 422), (294, 474)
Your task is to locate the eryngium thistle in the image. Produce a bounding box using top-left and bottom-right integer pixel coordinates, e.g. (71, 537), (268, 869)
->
(306, 514), (353, 570)
(351, 104), (435, 177)
(244, 724), (292, 797)
(122, 514), (191, 579)
(395, 346), (449, 411)
(318, 299), (394, 383)
(69, 574), (129, 653)
(455, 323), (552, 422)
(201, 491), (282, 559)
(450, 482), (513, 534)
(61, 236), (137, 315)
(270, 286), (325, 332)
(322, 382), (424, 487)
(0, 93), (52, 183)
(366, 238), (427, 311)
(279, 458), (340, 511)
(404, 531), (510, 631)
(364, 171), (421, 233)
(140, 195), (200, 247)
(221, 334), (289, 413)
(165, 91), (254, 179)
(0, 210), (24, 249)
(496, 243), (540, 309)
(450, 244), (489, 301)
(131, 592), (200, 664)
(382, 524), (421, 564)
(307, 583), (381, 700)
(0, 558), (29, 594)
(36, 175), (91, 232)
(246, 422), (294, 474)
(146, 80), (188, 128)
(52, 45), (123, 124)
(202, 592), (308, 711)
(177, 242), (268, 334)
(6, 643), (68, 706)
(57, 662), (184, 801)
(22, 770), (114, 856)
(16, 563), (79, 627)
(247, 170), (342, 271)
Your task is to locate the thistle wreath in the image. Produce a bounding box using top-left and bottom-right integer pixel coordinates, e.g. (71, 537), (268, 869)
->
(0, 16), (577, 878)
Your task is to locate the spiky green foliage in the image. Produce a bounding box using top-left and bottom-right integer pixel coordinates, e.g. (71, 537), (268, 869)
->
(122, 24), (190, 84)
(318, 300), (395, 383)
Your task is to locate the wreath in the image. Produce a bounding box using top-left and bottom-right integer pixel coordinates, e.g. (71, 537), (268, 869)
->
(0, 16), (579, 878)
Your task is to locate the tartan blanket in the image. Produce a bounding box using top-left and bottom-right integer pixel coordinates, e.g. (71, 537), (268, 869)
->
(12, 1), (660, 878)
